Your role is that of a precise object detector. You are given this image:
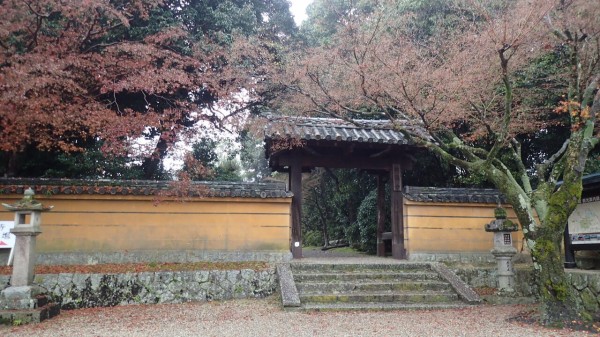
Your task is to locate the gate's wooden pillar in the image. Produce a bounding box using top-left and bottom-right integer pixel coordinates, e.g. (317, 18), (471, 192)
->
(290, 154), (303, 259)
(391, 164), (406, 259)
(376, 174), (386, 257)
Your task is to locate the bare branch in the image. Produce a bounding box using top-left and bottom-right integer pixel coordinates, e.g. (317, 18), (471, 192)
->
(416, 138), (476, 170)
(536, 139), (570, 184)
(26, 16), (43, 50)
(0, 39), (9, 51)
(21, 0), (50, 18)
(80, 12), (100, 48)
(486, 47), (513, 163)
(83, 41), (124, 53)
(510, 138), (533, 194)
(582, 74), (600, 108)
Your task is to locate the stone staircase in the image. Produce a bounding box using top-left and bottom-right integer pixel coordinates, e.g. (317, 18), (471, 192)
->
(277, 262), (480, 311)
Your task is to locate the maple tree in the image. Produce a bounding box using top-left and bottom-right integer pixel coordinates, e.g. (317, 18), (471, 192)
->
(0, 0), (291, 178)
(279, 0), (600, 325)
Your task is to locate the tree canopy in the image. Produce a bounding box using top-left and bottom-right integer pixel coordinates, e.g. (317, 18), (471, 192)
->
(0, 0), (296, 178)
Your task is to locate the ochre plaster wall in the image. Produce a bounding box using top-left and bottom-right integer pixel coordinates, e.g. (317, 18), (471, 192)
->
(403, 200), (525, 255)
(0, 194), (291, 254)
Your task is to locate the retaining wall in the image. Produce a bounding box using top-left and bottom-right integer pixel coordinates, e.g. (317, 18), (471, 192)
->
(566, 270), (600, 314)
(0, 268), (277, 310)
(454, 264), (600, 315)
(2, 264), (599, 316)
(452, 264), (536, 297)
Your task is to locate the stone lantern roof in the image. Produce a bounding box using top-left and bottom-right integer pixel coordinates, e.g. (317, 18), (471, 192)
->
(1, 187), (53, 211)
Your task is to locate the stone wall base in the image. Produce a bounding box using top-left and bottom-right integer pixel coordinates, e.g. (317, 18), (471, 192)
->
(451, 264), (537, 297)
(566, 270), (600, 314)
(451, 263), (600, 316)
(1, 267), (277, 310)
(1, 260), (597, 318)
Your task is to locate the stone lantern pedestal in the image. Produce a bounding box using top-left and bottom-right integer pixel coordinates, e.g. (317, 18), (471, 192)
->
(0, 188), (59, 324)
(485, 207), (519, 292)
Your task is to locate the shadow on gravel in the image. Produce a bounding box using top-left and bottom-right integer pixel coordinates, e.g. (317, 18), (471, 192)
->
(301, 246), (368, 258)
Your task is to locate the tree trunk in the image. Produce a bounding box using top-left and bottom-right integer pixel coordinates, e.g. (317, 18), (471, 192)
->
(529, 134), (590, 324)
(530, 232), (579, 324)
(376, 174), (386, 257)
(6, 151), (18, 177)
(142, 136), (169, 180)
(485, 161), (583, 325)
(313, 195), (330, 247)
(506, 191), (581, 324)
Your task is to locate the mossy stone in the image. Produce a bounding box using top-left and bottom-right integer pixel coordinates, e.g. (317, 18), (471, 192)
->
(580, 287), (599, 313)
(570, 273), (588, 291)
(589, 275), (600, 295)
(494, 207), (507, 219)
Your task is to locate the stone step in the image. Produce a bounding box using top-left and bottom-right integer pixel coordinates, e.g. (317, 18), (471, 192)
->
(278, 261), (481, 311)
(0, 302), (60, 324)
(35, 294), (50, 308)
(296, 280), (453, 294)
(292, 302), (469, 312)
(293, 271), (441, 283)
(299, 291), (459, 304)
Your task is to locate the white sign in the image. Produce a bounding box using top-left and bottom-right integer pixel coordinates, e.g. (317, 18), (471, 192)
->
(0, 221), (15, 249)
(568, 200), (600, 245)
(569, 201), (600, 234)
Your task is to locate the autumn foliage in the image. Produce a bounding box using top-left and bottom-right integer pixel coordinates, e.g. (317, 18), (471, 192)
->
(0, 0), (281, 175)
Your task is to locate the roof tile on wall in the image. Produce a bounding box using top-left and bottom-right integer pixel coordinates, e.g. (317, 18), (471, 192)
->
(0, 179), (292, 199)
(403, 186), (507, 204)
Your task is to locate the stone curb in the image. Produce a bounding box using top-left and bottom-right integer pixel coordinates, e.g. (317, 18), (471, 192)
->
(276, 264), (300, 307)
(431, 262), (481, 304)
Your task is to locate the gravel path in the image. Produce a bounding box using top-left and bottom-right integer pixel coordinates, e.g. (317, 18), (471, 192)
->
(1, 298), (593, 337)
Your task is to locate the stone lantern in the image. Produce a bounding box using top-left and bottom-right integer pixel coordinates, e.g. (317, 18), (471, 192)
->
(484, 206), (519, 292)
(0, 188), (58, 323)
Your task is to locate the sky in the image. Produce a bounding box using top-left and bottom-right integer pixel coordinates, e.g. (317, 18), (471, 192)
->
(289, 0), (313, 26)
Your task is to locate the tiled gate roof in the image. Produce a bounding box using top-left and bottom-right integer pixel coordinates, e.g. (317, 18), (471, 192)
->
(264, 115), (427, 145)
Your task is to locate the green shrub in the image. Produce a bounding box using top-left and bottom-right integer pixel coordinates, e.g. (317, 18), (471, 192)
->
(356, 189), (378, 254)
(345, 220), (361, 249)
(355, 188), (391, 254)
(303, 230), (323, 247)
